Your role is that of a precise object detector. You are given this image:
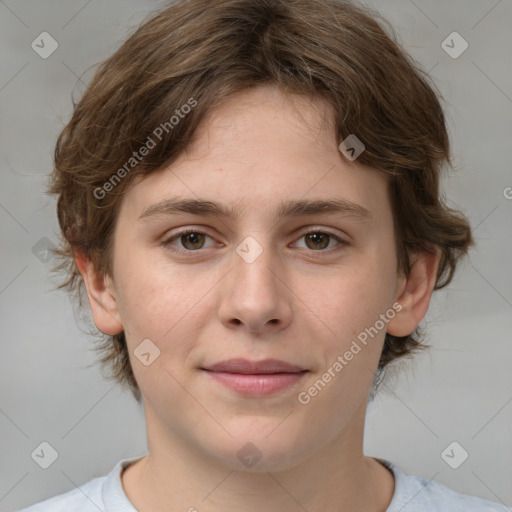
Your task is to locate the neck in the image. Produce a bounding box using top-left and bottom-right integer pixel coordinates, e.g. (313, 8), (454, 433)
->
(122, 401), (395, 512)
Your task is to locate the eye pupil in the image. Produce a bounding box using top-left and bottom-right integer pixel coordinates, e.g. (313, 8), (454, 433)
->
(306, 232), (330, 250)
(182, 232), (204, 249)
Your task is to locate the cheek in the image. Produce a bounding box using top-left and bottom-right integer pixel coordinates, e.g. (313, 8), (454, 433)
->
(114, 251), (217, 366)
(310, 255), (397, 362)
(296, 264), (395, 426)
(115, 244), (189, 319)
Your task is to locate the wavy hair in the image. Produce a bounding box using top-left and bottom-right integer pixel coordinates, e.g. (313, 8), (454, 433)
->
(48, 0), (474, 402)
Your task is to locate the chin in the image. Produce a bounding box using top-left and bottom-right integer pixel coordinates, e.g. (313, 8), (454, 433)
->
(204, 425), (311, 473)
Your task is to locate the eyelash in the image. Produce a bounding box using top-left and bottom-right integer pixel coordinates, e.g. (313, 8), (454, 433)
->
(161, 228), (348, 256)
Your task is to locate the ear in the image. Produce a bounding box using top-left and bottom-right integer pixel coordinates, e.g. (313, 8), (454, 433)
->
(386, 246), (441, 337)
(74, 250), (123, 336)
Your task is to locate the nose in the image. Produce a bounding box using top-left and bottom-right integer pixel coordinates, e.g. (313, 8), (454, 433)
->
(217, 238), (293, 335)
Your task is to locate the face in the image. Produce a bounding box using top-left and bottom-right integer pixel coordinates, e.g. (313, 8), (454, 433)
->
(91, 85), (412, 471)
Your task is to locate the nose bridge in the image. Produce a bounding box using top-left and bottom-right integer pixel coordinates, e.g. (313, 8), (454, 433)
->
(218, 234), (292, 331)
(233, 234), (280, 303)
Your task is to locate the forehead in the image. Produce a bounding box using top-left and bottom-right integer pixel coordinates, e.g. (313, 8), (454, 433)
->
(187, 85), (338, 159)
(120, 85), (389, 223)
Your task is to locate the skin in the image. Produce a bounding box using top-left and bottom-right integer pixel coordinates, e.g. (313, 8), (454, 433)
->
(76, 84), (439, 512)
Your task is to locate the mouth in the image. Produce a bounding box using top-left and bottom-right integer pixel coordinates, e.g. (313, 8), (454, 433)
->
(201, 358), (309, 397)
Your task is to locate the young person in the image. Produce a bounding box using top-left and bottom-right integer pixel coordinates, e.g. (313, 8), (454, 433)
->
(20, 0), (509, 510)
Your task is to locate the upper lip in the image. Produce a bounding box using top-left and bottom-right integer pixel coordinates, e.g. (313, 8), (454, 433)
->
(202, 358), (307, 374)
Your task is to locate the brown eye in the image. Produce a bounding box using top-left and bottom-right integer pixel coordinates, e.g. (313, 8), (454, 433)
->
(163, 230), (215, 252)
(179, 232), (206, 250)
(295, 231), (345, 252)
(304, 232), (331, 250)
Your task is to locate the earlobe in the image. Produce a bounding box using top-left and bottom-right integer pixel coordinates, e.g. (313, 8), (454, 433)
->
(386, 247), (440, 337)
(74, 250), (124, 336)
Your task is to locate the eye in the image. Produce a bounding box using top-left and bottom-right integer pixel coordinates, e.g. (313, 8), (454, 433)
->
(293, 230), (347, 252)
(161, 228), (348, 255)
(162, 229), (216, 252)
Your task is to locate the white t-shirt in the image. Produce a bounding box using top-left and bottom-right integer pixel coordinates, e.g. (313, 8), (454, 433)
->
(18, 456), (510, 511)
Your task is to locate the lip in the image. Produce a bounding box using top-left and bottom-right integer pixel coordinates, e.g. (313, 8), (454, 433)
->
(203, 358), (306, 374)
(201, 358), (308, 397)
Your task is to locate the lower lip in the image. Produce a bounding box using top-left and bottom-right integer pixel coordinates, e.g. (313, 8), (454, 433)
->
(203, 370), (307, 396)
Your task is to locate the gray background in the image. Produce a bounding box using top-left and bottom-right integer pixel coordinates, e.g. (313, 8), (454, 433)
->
(1, 0), (511, 510)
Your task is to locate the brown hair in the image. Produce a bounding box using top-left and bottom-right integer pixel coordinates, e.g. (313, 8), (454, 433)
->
(48, 0), (473, 403)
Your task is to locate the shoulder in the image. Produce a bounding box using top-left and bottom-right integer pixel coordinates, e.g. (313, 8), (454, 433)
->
(380, 459), (511, 512)
(16, 456), (143, 512)
(16, 476), (105, 512)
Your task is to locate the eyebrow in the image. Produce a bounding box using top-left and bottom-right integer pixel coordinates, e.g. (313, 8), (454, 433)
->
(138, 196), (372, 222)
